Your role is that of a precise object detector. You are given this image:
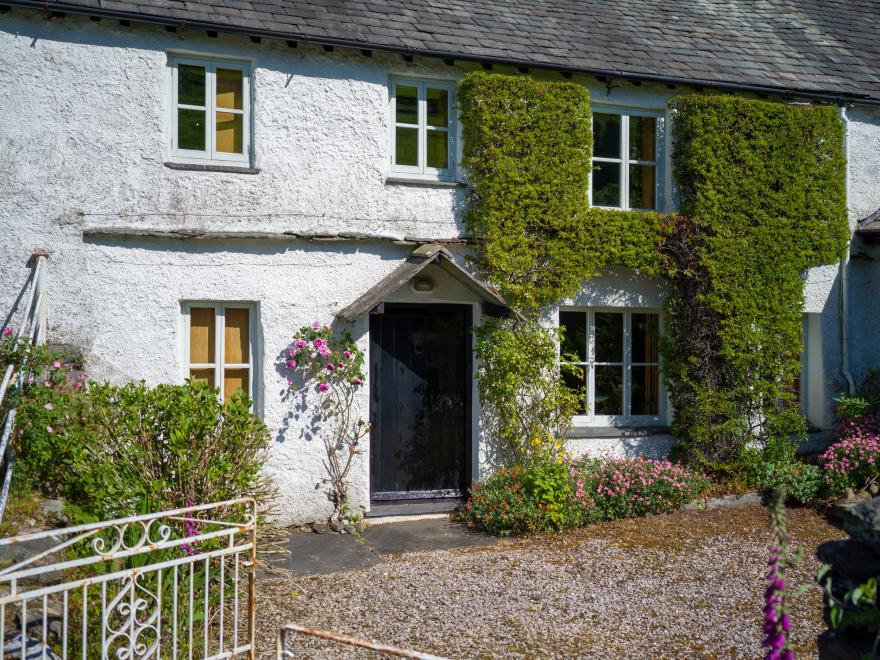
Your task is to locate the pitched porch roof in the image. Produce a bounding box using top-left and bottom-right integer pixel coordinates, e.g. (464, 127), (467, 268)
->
(336, 244), (509, 321)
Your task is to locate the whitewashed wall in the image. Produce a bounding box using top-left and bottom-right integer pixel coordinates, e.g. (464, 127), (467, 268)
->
(2, 8), (880, 523)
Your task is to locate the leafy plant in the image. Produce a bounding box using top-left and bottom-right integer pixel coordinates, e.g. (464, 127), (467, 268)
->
(283, 321), (368, 521)
(460, 466), (546, 536)
(819, 570), (880, 657)
(820, 411), (880, 496)
(473, 318), (581, 466)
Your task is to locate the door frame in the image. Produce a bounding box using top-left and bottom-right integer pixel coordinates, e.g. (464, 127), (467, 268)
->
(368, 303), (473, 502)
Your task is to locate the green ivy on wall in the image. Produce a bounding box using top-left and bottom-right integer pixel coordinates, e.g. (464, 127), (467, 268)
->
(459, 71), (849, 466)
(665, 95), (848, 463)
(458, 72), (663, 311)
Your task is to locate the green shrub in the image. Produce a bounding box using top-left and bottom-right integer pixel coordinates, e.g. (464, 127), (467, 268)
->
(460, 466), (547, 536)
(474, 318), (581, 466)
(15, 379), (272, 520)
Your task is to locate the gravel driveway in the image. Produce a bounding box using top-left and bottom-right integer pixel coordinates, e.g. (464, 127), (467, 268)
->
(256, 506), (844, 659)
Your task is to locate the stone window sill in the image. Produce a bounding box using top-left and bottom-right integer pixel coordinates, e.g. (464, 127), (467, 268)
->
(164, 162), (261, 175)
(385, 176), (464, 188)
(566, 426), (672, 439)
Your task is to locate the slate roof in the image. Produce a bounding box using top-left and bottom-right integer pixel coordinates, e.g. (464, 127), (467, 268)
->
(9, 0), (880, 104)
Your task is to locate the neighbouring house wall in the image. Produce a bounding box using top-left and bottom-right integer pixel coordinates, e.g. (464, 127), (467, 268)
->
(2, 9), (880, 522)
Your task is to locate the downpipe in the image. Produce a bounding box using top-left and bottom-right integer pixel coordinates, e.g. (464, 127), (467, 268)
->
(839, 105), (856, 395)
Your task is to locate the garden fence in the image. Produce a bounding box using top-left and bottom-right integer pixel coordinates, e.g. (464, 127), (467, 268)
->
(0, 498), (256, 659)
(0, 251), (49, 521)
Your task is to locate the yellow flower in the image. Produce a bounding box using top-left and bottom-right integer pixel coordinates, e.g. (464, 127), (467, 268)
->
(531, 437), (541, 446)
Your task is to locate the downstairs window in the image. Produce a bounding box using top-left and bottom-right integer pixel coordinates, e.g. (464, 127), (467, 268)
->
(560, 309), (663, 424)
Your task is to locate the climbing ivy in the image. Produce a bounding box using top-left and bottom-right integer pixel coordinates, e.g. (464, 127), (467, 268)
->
(665, 95), (848, 463)
(459, 72), (849, 466)
(458, 72), (662, 311)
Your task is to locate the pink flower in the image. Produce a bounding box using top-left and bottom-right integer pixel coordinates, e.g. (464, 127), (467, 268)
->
(311, 321), (322, 330)
(1, 327), (11, 336)
(313, 338), (326, 349)
(286, 359), (297, 369)
(326, 363), (335, 372)
(43, 402), (54, 410)
(318, 346), (331, 358)
(294, 339), (308, 350)
(337, 361), (345, 369)
(343, 351), (353, 360)
(353, 377), (363, 386)
(52, 359), (62, 369)
(318, 383), (329, 393)
(43, 380), (52, 387)
(45, 425), (53, 433)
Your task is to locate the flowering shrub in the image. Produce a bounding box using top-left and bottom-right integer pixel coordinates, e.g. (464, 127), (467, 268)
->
(461, 456), (708, 536)
(574, 456), (709, 520)
(819, 411), (880, 496)
(284, 322), (368, 521)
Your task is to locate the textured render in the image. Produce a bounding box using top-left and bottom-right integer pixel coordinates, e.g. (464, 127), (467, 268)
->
(2, 10), (880, 523)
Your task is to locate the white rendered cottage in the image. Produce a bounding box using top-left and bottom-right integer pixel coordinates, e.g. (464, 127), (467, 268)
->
(2, 0), (880, 524)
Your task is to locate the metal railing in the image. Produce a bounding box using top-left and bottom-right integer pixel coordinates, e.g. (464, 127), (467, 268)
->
(277, 624), (447, 659)
(0, 252), (49, 521)
(0, 498), (257, 659)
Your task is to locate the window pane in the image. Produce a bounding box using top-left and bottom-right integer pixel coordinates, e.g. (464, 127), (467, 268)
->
(632, 313), (659, 363)
(559, 311), (587, 362)
(224, 308), (250, 364)
(593, 113), (621, 158)
(395, 127), (418, 166)
(426, 87), (448, 126)
(631, 365), (659, 415)
(592, 162), (621, 207)
(629, 116), (656, 161)
(224, 368), (249, 401)
(189, 307), (215, 364)
(178, 64), (206, 106)
(189, 368), (215, 389)
(426, 131), (448, 169)
(178, 109), (206, 151)
(595, 312), (623, 362)
(395, 85), (418, 124)
(216, 112), (243, 154)
(629, 164), (656, 210)
(216, 68), (243, 110)
(561, 365), (587, 415)
(595, 365), (623, 415)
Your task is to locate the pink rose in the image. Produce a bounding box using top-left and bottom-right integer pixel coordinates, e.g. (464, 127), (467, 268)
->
(1, 327), (11, 336)
(318, 383), (329, 392)
(343, 351), (353, 360)
(52, 359), (62, 369)
(286, 359), (297, 369)
(353, 377), (363, 386)
(326, 363), (335, 372)
(318, 346), (331, 358)
(312, 321), (322, 330)
(294, 339), (308, 350)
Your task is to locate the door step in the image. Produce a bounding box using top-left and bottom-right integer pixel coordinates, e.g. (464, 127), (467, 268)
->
(366, 499), (463, 519)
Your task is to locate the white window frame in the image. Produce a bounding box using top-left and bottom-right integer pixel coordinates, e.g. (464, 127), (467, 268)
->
(560, 308), (666, 427)
(590, 107), (663, 211)
(388, 77), (457, 182)
(169, 56), (252, 165)
(181, 302), (258, 406)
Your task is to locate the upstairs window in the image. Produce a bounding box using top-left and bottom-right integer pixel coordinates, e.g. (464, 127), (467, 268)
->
(389, 78), (456, 181)
(184, 302), (256, 403)
(170, 57), (251, 164)
(560, 310), (663, 424)
(591, 110), (660, 210)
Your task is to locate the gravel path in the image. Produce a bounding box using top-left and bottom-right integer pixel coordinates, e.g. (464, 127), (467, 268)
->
(256, 506), (844, 659)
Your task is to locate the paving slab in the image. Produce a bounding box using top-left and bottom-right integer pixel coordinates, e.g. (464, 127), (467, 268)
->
(273, 517), (497, 576)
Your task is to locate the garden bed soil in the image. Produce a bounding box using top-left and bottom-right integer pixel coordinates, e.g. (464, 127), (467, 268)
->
(255, 505), (845, 659)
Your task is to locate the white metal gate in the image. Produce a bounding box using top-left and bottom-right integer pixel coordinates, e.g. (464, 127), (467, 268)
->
(0, 498), (256, 659)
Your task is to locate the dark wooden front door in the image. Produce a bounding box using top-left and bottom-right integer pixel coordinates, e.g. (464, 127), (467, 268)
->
(370, 304), (471, 500)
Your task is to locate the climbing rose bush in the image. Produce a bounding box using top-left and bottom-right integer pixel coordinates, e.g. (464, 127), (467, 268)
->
(461, 456), (708, 536)
(819, 412), (880, 496)
(284, 322), (368, 521)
